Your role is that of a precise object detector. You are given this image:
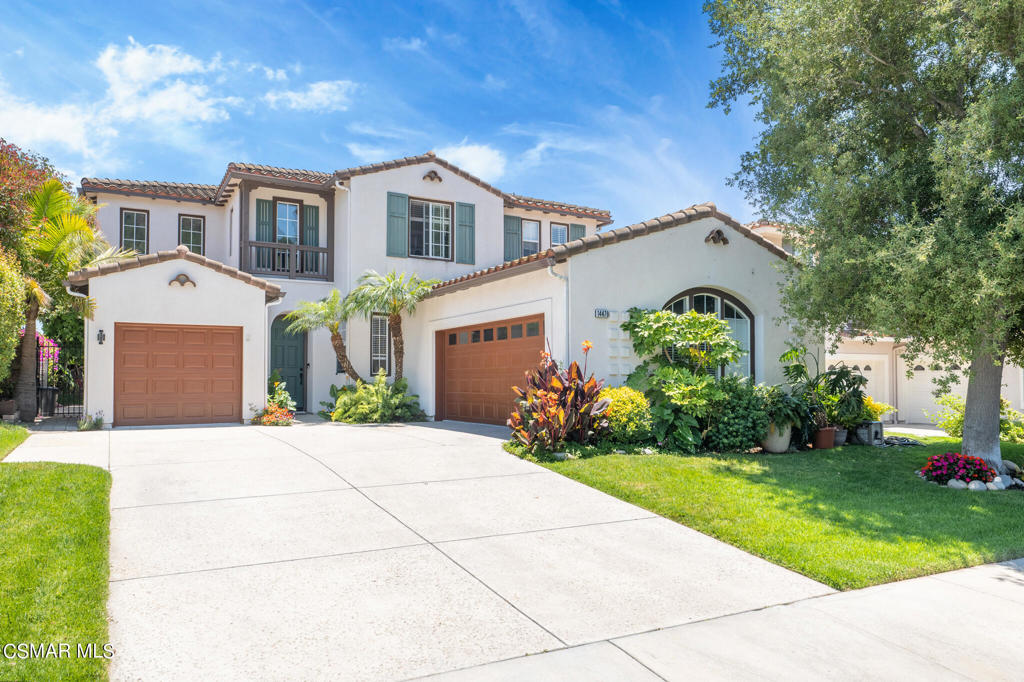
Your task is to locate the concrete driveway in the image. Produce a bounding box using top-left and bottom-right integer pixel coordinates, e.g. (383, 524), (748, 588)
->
(9, 421), (1022, 680)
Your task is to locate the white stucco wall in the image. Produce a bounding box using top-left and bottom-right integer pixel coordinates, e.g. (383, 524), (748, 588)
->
(503, 206), (601, 252)
(83, 258), (270, 425)
(91, 193), (231, 262)
(567, 216), (800, 387)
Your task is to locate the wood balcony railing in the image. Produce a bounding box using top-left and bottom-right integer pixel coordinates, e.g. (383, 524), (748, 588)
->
(245, 241), (330, 280)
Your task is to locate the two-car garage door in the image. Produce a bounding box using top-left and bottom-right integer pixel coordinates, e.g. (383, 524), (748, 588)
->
(436, 314), (544, 425)
(114, 323), (243, 427)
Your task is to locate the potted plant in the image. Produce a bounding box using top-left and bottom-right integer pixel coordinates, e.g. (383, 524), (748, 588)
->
(811, 409), (835, 450)
(816, 365), (867, 447)
(760, 385), (802, 453)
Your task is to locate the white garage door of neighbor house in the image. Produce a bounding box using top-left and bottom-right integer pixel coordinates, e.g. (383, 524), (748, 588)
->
(897, 361), (965, 424)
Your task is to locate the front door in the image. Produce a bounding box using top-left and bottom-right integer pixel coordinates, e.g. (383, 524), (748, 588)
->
(270, 316), (305, 411)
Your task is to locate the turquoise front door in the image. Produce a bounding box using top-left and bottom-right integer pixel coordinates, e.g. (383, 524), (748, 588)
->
(270, 316), (306, 411)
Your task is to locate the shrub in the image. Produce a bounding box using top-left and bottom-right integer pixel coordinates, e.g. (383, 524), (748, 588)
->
(250, 403), (294, 426)
(267, 379), (297, 411)
(705, 375), (769, 453)
(598, 386), (653, 444)
(508, 342), (610, 453)
(330, 370), (425, 423)
(759, 384), (803, 429)
(77, 411), (103, 431)
(0, 249), (24, 385)
(926, 394), (1024, 443)
(920, 452), (996, 484)
(861, 395), (895, 422)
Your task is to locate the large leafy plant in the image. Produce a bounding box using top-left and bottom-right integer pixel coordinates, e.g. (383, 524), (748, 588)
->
(705, 375), (769, 453)
(329, 370), (426, 424)
(508, 342), (610, 453)
(621, 307), (743, 373)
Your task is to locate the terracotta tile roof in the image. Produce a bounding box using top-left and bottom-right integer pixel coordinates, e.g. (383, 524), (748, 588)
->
(80, 178), (218, 203)
(333, 151), (508, 199)
(430, 202), (788, 296)
(506, 193), (612, 224)
(225, 163), (332, 185)
(65, 245), (283, 303)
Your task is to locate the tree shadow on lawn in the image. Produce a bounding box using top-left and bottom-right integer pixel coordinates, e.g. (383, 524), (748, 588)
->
(703, 440), (1024, 571)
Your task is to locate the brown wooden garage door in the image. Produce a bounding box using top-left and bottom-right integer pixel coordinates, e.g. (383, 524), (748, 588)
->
(436, 314), (544, 425)
(114, 323), (243, 427)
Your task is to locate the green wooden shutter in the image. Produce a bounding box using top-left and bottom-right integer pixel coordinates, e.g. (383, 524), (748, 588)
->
(503, 215), (522, 261)
(386, 192), (408, 258)
(569, 223), (586, 241)
(255, 199), (273, 269)
(302, 204), (320, 273)
(455, 202), (475, 264)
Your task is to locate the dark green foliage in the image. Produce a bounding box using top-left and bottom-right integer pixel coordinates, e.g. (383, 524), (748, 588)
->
(329, 370), (426, 424)
(705, 375), (769, 453)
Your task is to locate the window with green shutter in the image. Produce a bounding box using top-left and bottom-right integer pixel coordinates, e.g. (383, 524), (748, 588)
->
(386, 192), (409, 257)
(302, 204), (320, 273)
(503, 215), (522, 261)
(255, 199), (273, 269)
(570, 223), (586, 241)
(455, 202), (475, 264)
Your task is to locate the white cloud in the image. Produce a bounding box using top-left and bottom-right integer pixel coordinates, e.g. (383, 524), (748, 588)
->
(482, 74), (507, 91)
(96, 37), (207, 104)
(435, 141), (507, 182)
(383, 36), (426, 52)
(346, 143), (395, 163)
(263, 80), (358, 112)
(263, 67), (288, 81)
(0, 82), (102, 159)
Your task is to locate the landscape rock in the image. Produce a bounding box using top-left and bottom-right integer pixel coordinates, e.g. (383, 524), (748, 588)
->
(967, 480), (988, 491)
(986, 482), (1001, 491)
(613, 449), (626, 454)
(551, 452), (568, 461)
(1004, 460), (1022, 476)
(995, 475), (1014, 488)
(947, 479), (968, 489)
(641, 447), (654, 455)
(1013, 478), (1024, 487)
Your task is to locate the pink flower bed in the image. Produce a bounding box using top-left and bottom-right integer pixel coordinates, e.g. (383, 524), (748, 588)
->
(920, 452), (996, 485)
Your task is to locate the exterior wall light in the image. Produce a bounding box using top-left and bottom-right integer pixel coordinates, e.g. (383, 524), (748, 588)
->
(97, 330), (106, 345)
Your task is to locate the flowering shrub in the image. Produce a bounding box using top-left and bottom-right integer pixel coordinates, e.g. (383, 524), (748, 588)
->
(267, 380), (296, 411)
(598, 386), (653, 444)
(250, 403), (294, 426)
(927, 394), (1024, 443)
(508, 341), (610, 453)
(920, 452), (996, 485)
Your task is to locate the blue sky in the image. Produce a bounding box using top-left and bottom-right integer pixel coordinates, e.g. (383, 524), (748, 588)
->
(0, 0), (761, 226)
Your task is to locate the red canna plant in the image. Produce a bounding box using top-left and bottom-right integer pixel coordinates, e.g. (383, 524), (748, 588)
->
(508, 341), (610, 453)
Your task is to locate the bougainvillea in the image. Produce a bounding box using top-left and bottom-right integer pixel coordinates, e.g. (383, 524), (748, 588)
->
(0, 139), (54, 255)
(920, 452), (996, 485)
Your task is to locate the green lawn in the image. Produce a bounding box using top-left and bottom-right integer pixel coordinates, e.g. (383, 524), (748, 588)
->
(0, 424), (113, 681)
(525, 436), (1024, 590)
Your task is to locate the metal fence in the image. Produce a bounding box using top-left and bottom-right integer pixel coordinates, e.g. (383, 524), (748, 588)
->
(37, 337), (83, 417)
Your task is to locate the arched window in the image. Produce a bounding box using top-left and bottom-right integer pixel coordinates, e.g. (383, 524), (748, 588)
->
(665, 288), (754, 378)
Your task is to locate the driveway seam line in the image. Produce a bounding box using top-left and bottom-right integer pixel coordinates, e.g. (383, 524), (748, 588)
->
(358, 470), (550, 489)
(109, 541), (431, 583)
(255, 428), (568, 648)
(429, 515), (659, 545)
(607, 640), (670, 681)
(111, 487), (354, 510)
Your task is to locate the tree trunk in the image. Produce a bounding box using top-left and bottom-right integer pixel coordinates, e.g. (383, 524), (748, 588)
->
(330, 330), (362, 384)
(962, 344), (1005, 473)
(390, 313), (404, 381)
(15, 298), (39, 422)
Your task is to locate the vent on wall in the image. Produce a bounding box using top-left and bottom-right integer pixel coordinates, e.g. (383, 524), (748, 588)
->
(423, 170), (442, 183)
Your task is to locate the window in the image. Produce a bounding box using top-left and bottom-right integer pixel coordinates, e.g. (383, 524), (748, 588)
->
(526, 321), (540, 337)
(120, 209), (148, 253)
(522, 220), (541, 256)
(275, 201), (300, 244)
(510, 324), (523, 339)
(409, 198), (452, 259)
(665, 288), (754, 378)
(550, 222), (568, 246)
(178, 215), (205, 255)
(370, 314), (390, 375)
(496, 326), (508, 340)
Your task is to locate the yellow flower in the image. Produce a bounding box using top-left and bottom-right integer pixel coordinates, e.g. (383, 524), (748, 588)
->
(582, 339), (593, 353)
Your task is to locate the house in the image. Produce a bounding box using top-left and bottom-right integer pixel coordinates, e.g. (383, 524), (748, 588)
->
(69, 152), (797, 427)
(828, 336), (1024, 424)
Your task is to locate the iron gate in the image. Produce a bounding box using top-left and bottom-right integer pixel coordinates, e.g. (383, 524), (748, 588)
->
(37, 337), (83, 417)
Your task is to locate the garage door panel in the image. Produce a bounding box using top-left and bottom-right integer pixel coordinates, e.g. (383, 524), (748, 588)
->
(115, 323), (242, 427)
(439, 315), (542, 426)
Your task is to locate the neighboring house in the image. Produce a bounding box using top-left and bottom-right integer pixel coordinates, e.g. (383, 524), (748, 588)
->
(69, 151), (797, 427)
(829, 336), (1024, 424)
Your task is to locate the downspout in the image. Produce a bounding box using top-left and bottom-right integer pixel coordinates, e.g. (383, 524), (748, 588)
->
(546, 262), (570, 363)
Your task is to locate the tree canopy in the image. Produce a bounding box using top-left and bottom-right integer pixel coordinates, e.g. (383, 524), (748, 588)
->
(706, 0), (1024, 468)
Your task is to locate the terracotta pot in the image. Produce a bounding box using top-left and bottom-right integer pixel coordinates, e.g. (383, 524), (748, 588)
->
(761, 422), (792, 454)
(833, 427), (848, 447)
(813, 426), (836, 450)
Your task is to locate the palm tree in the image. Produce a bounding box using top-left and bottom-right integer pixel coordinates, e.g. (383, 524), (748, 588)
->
(14, 179), (130, 420)
(285, 289), (363, 383)
(347, 270), (438, 381)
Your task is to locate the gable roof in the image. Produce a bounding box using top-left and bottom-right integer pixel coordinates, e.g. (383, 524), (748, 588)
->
(65, 245), (283, 303)
(79, 178), (219, 203)
(81, 152), (612, 222)
(429, 202), (788, 296)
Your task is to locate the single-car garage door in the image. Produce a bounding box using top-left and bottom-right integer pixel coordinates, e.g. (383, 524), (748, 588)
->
(436, 314), (544, 425)
(114, 322), (243, 427)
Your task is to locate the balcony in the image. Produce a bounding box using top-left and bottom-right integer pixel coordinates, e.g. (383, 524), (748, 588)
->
(244, 240), (329, 281)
